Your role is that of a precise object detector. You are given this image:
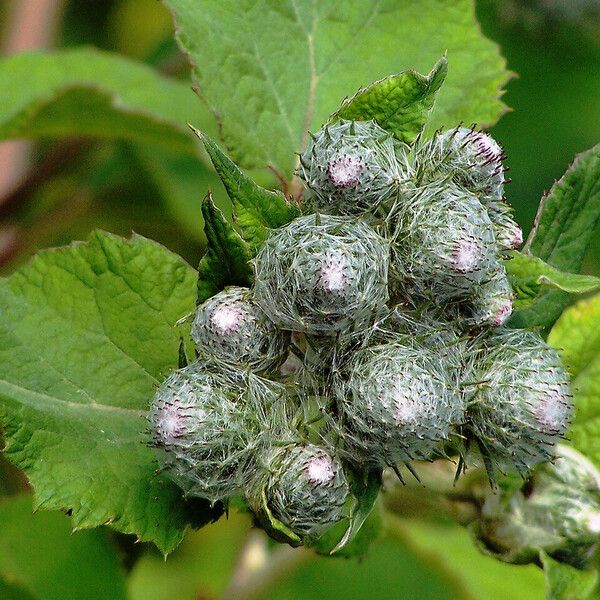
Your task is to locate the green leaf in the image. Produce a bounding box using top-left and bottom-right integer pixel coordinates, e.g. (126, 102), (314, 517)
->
(548, 295), (600, 469)
(506, 252), (600, 310)
(0, 47), (214, 152)
(192, 128), (300, 249)
(512, 144), (600, 330)
(0, 231), (217, 554)
(541, 552), (598, 600)
(0, 494), (127, 600)
(197, 192), (254, 303)
(164, 0), (509, 180)
(329, 57), (448, 143)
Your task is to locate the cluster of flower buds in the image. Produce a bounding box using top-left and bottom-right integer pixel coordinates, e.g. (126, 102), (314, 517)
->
(148, 117), (573, 550)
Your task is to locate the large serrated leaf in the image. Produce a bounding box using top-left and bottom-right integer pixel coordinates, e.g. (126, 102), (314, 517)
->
(548, 295), (600, 472)
(506, 252), (600, 311)
(0, 48), (213, 152)
(0, 231), (218, 554)
(511, 144), (600, 330)
(193, 127), (299, 249)
(329, 58), (448, 143)
(197, 192), (254, 303)
(164, 0), (509, 181)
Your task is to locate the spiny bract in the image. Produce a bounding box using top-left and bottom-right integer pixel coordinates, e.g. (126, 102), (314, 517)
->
(298, 119), (409, 217)
(248, 443), (351, 539)
(191, 286), (289, 373)
(148, 361), (284, 504)
(253, 214), (390, 335)
(465, 328), (572, 479)
(335, 334), (464, 471)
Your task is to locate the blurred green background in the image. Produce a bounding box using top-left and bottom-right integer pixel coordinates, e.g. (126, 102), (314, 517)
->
(0, 1), (599, 599)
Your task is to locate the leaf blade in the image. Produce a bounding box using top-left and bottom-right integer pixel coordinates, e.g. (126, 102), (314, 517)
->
(0, 231), (214, 553)
(329, 57), (448, 143)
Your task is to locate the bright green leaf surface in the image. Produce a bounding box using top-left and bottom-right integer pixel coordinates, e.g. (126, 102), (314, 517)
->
(197, 193), (254, 303)
(0, 577), (37, 600)
(0, 231), (206, 553)
(195, 129), (300, 249)
(0, 47), (213, 152)
(0, 495), (127, 600)
(512, 144), (600, 330)
(329, 57), (448, 143)
(506, 252), (600, 310)
(548, 295), (600, 469)
(541, 552), (598, 600)
(164, 0), (509, 179)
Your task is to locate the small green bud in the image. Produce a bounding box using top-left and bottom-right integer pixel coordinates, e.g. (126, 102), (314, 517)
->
(148, 361), (285, 503)
(253, 214), (390, 335)
(298, 119), (410, 216)
(248, 443), (351, 539)
(475, 445), (600, 567)
(465, 329), (572, 480)
(191, 286), (290, 372)
(334, 335), (464, 470)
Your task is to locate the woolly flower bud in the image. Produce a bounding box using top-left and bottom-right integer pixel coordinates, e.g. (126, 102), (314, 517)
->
(466, 329), (572, 480)
(468, 266), (514, 328)
(148, 361), (284, 503)
(191, 286), (289, 372)
(298, 119), (409, 216)
(248, 443), (351, 539)
(335, 335), (464, 470)
(253, 214), (389, 335)
(486, 200), (523, 251)
(388, 185), (501, 305)
(475, 446), (600, 566)
(415, 127), (505, 200)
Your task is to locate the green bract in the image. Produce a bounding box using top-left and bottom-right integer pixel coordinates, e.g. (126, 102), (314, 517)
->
(253, 214), (390, 335)
(191, 286), (289, 373)
(465, 329), (572, 479)
(148, 360), (285, 503)
(298, 119), (409, 217)
(248, 443), (351, 540)
(335, 335), (464, 470)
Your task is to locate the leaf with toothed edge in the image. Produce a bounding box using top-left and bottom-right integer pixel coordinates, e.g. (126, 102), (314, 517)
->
(511, 143), (600, 331)
(163, 0), (509, 181)
(0, 231), (221, 554)
(506, 252), (600, 310)
(328, 58), (448, 143)
(197, 192), (254, 304)
(191, 126), (300, 251)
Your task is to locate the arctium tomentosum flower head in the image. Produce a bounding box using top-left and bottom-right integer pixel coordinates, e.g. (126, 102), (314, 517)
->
(388, 184), (501, 305)
(248, 443), (351, 540)
(253, 214), (390, 335)
(298, 119), (409, 216)
(191, 286), (289, 373)
(334, 335), (464, 472)
(466, 329), (572, 481)
(148, 361), (284, 504)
